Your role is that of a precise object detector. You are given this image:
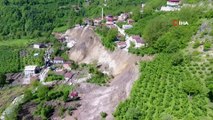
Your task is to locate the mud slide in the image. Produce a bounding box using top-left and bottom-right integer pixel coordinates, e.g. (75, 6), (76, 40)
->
(63, 26), (153, 120)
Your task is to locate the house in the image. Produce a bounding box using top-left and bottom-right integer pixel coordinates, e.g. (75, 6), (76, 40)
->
(24, 65), (37, 77)
(130, 35), (145, 48)
(53, 57), (64, 64)
(94, 18), (102, 26)
(67, 40), (76, 48)
(63, 63), (71, 71)
(105, 15), (114, 22)
(69, 91), (79, 99)
(160, 6), (180, 11)
(167, 0), (180, 6)
(127, 19), (134, 24)
(160, 0), (181, 11)
(117, 41), (127, 49)
(106, 21), (114, 25)
(84, 18), (93, 26)
(122, 25), (133, 30)
(118, 13), (129, 22)
(64, 72), (74, 81)
(33, 43), (47, 49)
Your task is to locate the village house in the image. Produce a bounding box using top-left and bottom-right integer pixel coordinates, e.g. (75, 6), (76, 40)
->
(118, 13), (129, 22)
(33, 43), (47, 49)
(116, 41), (127, 49)
(53, 57), (64, 64)
(160, 0), (181, 11)
(105, 15), (114, 22)
(84, 18), (93, 26)
(122, 24), (133, 30)
(24, 65), (37, 77)
(64, 72), (74, 81)
(127, 19), (134, 24)
(130, 35), (145, 48)
(69, 91), (79, 99)
(94, 18), (102, 26)
(167, 0), (181, 6)
(63, 63), (71, 71)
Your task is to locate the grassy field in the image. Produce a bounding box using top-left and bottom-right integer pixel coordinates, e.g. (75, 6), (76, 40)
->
(0, 39), (37, 47)
(0, 85), (29, 115)
(53, 25), (70, 33)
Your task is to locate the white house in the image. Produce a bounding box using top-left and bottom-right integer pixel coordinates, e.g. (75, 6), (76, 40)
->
(160, 6), (180, 11)
(167, 0), (180, 6)
(33, 43), (47, 49)
(122, 25), (133, 30)
(94, 18), (102, 26)
(130, 35), (145, 48)
(53, 57), (64, 64)
(24, 65), (37, 77)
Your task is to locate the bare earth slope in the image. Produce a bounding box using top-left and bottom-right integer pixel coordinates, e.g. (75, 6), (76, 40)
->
(64, 26), (153, 120)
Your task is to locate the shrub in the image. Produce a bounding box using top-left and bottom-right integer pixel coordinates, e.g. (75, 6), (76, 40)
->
(100, 112), (108, 118)
(204, 41), (212, 51)
(193, 40), (200, 49)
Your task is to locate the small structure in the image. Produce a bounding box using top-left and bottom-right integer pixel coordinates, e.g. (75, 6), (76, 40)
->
(160, 0), (181, 11)
(117, 41), (127, 49)
(105, 15), (114, 22)
(118, 13), (129, 22)
(53, 57), (64, 64)
(106, 21), (114, 25)
(69, 91), (79, 100)
(130, 35), (145, 48)
(24, 65), (37, 77)
(167, 0), (180, 7)
(84, 18), (93, 26)
(33, 43), (47, 49)
(65, 72), (74, 81)
(94, 18), (102, 26)
(127, 19), (134, 24)
(63, 63), (71, 71)
(122, 25), (133, 30)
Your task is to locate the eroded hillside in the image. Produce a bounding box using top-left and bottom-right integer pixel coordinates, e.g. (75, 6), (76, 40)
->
(61, 26), (153, 120)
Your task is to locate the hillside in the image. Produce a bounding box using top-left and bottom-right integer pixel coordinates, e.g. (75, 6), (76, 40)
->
(60, 26), (153, 120)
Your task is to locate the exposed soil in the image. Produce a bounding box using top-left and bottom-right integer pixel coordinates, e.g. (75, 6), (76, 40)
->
(62, 26), (153, 120)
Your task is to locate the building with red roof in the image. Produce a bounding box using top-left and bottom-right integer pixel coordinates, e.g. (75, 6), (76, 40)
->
(130, 35), (145, 48)
(64, 72), (74, 81)
(167, 0), (180, 6)
(116, 41), (127, 49)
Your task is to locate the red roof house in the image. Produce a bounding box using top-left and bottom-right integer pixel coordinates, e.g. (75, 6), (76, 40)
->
(64, 72), (74, 80)
(130, 35), (145, 48)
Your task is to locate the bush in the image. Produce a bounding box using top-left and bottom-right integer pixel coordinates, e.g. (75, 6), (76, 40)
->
(172, 53), (184, 66)
(182, 80), (203, 96)
(0, 73), (6, 87)
(204, 41), (212, 51)
(100, 112), (108, 118)
(193, 40), (200, 49)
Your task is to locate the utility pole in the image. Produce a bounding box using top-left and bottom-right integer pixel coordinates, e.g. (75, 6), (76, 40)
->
(102, 7), (104, 20)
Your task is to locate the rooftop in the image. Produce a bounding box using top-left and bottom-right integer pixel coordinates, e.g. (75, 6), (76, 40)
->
(132, 35), (145, 44)
(24, 65), (37, 71)
(65, 72), (74, 78)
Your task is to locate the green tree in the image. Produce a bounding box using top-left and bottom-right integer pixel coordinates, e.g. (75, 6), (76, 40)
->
(182, 80), (203, 96)
(0, 73), (6, 87)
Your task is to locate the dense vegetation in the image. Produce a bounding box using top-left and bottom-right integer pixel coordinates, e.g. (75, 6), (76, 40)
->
(96, 27), (118, 51)
(114, 0), (213, 119)
(87, 64), (110, 85)
(114, 53), (213, 119)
